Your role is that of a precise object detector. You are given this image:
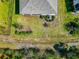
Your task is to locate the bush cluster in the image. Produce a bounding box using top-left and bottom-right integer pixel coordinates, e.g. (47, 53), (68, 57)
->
(0, 47), (57, 59)
(54, 42), (79, 59)
(64, 18), (79, 35)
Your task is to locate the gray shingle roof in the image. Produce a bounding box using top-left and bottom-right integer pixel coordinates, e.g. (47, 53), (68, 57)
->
(20, 0), (58, 15)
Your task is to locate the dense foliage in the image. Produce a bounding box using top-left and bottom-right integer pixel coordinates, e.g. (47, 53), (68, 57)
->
(0, 47), (59, 59)
(54, 42), (79, 59)
(64, 18), (79, 35)
(0, 48), (26, 59)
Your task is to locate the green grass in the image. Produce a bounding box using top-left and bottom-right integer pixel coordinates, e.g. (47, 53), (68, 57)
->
(0, 0), (14, 35)
(0, 41), (16, 49)
(0, 1), (9, 34)
(11, 15), (58, 38)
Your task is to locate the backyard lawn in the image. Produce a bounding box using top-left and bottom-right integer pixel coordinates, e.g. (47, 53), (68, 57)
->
(10, 0), (79, 43)
(0, 0), (79, 43)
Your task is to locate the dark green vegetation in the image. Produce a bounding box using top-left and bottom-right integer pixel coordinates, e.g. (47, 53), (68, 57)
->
(64, 18), (79, 35)
(0, 47), (59, 59)
(39, 15), (55, 22)
(54, 42), (79, 59)
(0, 48), (26, 59)
(65, 0), (74, 12)
(15, 0), (19, 14)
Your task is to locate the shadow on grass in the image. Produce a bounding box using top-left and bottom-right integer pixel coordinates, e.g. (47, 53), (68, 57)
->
(65, 0), (74, 12)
